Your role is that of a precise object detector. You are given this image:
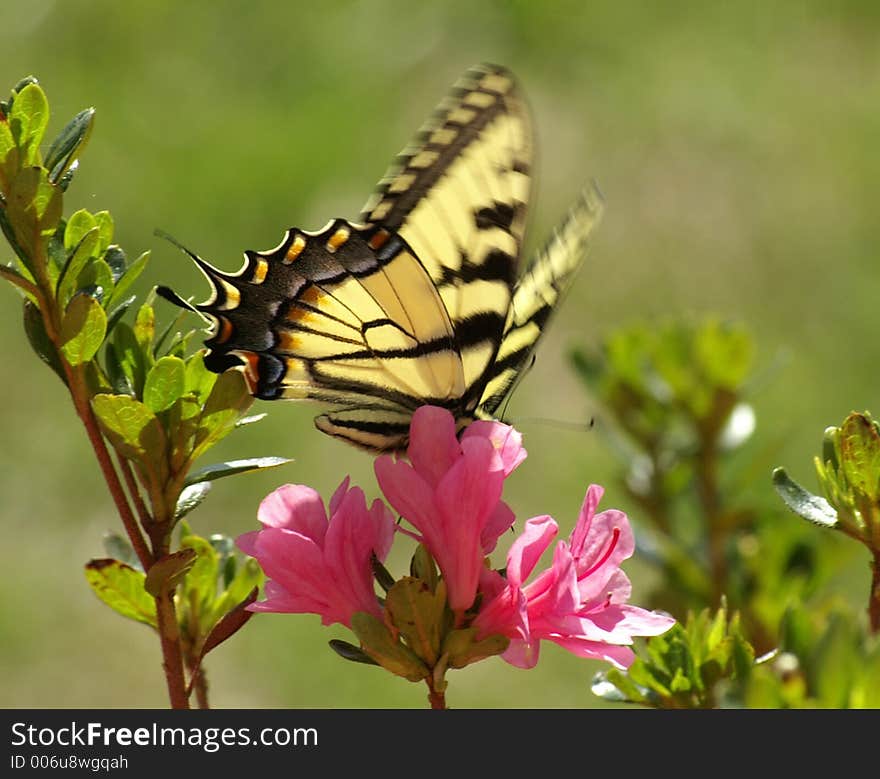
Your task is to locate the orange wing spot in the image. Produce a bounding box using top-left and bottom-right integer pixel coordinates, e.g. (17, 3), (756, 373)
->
(277, 330), (300, 352)
(368, 229), (391, 251)
(232, 350), (261, 392)
(285, 286), (322, 325)
(213, 315), (234, 345)
(326, 226), (351, 253)
(284, 234), (307, 264)
(251, 257), (269, 284)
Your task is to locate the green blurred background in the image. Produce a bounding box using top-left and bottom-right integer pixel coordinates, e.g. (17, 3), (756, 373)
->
(1, 0), (878, 708)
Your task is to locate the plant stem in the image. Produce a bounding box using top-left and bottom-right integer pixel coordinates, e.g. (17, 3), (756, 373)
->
(192, 666), (209, 709)
(869, 553), (880, 635)
(65, 365), (153, 570)
(694, 440), (727, 604)
(155, 590), (190, 709)
(426, 676), (447, 710)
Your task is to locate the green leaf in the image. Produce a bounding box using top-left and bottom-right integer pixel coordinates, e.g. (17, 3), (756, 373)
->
(410, 543), (439, 591)
(103, 245), (126, 282)
(112, 321), (147, 397)
(75, 257), (115, 303)
(174, 481), (212, 520)
(64, 209), (98, 253)
(208, 556), (263, 627)
(180, 534), (219, 623)
(183, 349), (217, 401)
(591, 668), (650, 704)
(93, 210), (114, 256)
(22, 299), (66, 383)
(441, 627), (508, 669)
(105, 294), (136, 336)
(194, 586), (258, 664)
(45, 107), (94, 184)
(104, 342), (133, 395)
(329, 640), (381, 666)
(59, 293), (107, 366)
(57, 226), (99, 305)
(839, 412), (880, 502)
(182, 456), (292, 487)
(189, 369), (253, 461)
(384, 576), (445, 666)
(9, 83), (48, 165)
(349, 612), (429, 682)
(84, 559), (157, 628)
(91, 393), (167, 481)
(0, 112), (14, 162)
(772, 468), (839, 529)
(102, 531), (142, 571)
(143, 355), (186, 413)
(134, 302), (155, 353)
(144, 549), (197, 597)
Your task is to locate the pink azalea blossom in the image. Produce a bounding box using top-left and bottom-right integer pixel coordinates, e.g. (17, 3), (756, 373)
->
(374, 406), (525, 613)
(236, 478), (395, 628)
(475, 484), (675, 669)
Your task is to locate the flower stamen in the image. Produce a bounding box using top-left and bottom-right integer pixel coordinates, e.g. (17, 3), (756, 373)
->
(581, 527), (621, 578)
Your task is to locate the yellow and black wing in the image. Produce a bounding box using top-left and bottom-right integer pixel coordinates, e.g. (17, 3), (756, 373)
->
(170, 63), (600, 452)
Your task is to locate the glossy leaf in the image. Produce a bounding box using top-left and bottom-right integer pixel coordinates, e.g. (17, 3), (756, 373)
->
(84, 559), (157, 628)
(91, 393), (167, 479)
(63, 209), (98, 253)
(189, 369), (253, 461)
(105, 294), (136, 336)
(103, 245), (126, 282)
(22, 299), (66, 383)
(102, 531), (142, 571)
(772, 468), (839, 529)
(112, 321), (147, 397)
(59, 293), (107, 365)
(45, 106), (94, 184)
(182, 456), (292, 487)
(8, 82), (48, 165)
(93, 210), (114, 256)
(174, 481), (211, 520)
(75, 257), (114, 303)
(143, 355), (186, 413)
(57, 226), (99, 305)
(329, 640), (380, 666)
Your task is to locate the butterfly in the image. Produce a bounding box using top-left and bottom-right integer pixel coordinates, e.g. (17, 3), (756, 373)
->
(161, 63), (603, 452)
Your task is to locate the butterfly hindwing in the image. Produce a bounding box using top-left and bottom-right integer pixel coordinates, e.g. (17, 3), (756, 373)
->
(477, 184), (605, 417)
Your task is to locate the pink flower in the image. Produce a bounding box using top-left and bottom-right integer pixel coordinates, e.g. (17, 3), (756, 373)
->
(236, 478), (395, 628)
(374, 406), (525, 613)
(475, 485), (675, 669)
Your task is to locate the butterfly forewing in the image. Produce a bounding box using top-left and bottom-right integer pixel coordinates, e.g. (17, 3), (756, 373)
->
(361, 64), (533, 406)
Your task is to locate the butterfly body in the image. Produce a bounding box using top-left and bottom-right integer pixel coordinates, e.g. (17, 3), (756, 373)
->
(174, 64), (603, 452)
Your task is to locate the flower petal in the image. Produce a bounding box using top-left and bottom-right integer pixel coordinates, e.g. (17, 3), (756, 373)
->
(463, 419), (527, 476)
(407, 406), (461, 487)
(506, 514), (557, 587)
(257, 484), (328, 543)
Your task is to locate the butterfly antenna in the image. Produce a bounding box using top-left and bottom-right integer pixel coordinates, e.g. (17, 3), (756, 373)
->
(499, 353), (537, 423)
